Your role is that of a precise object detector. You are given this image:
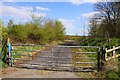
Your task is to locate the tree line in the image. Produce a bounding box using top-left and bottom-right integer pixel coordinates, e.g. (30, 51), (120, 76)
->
(89, 1), (120, 38)
(0, 15), (65, 44)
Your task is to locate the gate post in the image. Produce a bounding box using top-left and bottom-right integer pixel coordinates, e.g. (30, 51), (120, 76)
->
(112, 46), (115, 57)
(97, 48), (100, 72)
(101, 47), (106, 61)
(101, 47), (106, 70)
(8, 38), (12, 67)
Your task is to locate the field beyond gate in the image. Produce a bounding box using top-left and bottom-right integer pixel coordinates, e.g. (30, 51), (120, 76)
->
(11, 44), (100, 72)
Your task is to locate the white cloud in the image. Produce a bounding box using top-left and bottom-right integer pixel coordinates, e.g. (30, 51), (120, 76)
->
(20, 6), (33, 11)
(70, 0), (116, 5)
(77, 11), (100, 35)
(2, 0), (65, 2)
(81, 11), (100, 18)
(36, 6), (50, 11)
(70, 0), (85, 5)
(2, 0), (116, 2)
(2, 0), (15, 2)
(59, 18), (84, 35)
(0, 4), (2, 16)
(59, 19), (75, 28)
(59, 19), (76, 32)
(0, 5), (46, 23)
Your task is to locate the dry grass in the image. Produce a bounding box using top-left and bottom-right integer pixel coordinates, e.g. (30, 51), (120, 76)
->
(72, 48), (96, 67)
(72, 48), (99, 78)
(13, 41), (61, 66)
(13, 47), (45, 66)
(104, 58), (119, 72)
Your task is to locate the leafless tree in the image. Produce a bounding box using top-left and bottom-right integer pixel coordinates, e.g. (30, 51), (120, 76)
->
(89, 1), (120, 38)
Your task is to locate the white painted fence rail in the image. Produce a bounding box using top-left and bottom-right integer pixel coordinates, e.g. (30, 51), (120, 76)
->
(106, 46), (120, 53)
(105, 46), (120, 61)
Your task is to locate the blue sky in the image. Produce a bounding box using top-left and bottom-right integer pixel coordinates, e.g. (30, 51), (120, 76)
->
(0, 1), (103, 35)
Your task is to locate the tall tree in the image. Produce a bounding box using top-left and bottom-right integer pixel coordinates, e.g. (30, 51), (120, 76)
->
(31, 14), (45, 27)
(8, 20), (14, 28)
(89, 1), (120, 38)
(54, 20), (65, 40)
(0, 20), (2, 41)
(0, 20), (8, 41)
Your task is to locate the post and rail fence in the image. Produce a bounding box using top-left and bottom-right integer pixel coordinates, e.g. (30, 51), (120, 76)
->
(101, 46), (120, 69)
(102, 46), (120, 61)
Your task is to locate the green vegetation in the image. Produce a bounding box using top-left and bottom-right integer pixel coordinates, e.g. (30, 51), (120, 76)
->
(77, 37), (120, 48)
(79, 2), (120, 78)
(0, 14), (65, 45)
(72, 47), (98, 71)
(0, 60), (8, 68)
(106, 70), (119, 78)
(0, 20), (9, 68)
(89, 2), (120, 38)
(0, 2), (120, 78)
(8, 19), (65, 44)
(11, 46), (44, 64)
(76, 37), (120, 78)
(0, 14), (65, 68)
(12, 46), (43, 56)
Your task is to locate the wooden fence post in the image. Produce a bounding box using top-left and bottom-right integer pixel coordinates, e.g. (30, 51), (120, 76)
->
(101, 47), (106, 70)
(113, 46), (115, 57)
(97, 48), (100, 72)
(101, 47), (106, 61)
(105, 48), (107, 59)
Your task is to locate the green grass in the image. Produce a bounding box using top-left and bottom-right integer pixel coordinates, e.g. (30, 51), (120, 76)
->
(71, 40), (120, 78)
(72, 48), (97, 69)
(11, 46), (44, 64)
(12, 46), (43, 56)
(106, 70), (120, 78)
(72, 48), (98, 78)
(13, 46), (42, 51)
(0, 60), (8, 68)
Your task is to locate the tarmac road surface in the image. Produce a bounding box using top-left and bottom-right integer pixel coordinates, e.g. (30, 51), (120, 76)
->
(26, 45), (73, 71)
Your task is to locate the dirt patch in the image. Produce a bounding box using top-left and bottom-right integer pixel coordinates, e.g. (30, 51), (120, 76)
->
(2, 67), (79, 78)
(104, 58), (119, 71)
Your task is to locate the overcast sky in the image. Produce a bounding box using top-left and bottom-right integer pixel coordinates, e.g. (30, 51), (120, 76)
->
(0, 0), (117, 35)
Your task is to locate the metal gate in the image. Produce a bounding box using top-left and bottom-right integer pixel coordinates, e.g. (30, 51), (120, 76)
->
(10, 44), (100, 72)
